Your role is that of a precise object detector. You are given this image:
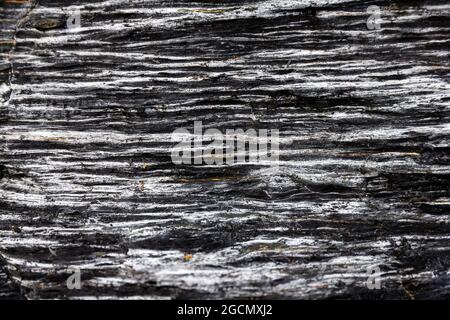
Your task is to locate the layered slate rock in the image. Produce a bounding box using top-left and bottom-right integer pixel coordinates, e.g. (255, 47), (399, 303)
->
(0, 0), (449, 299)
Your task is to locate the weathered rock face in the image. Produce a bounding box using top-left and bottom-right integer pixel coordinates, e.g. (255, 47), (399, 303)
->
(0, 0), (449, 299)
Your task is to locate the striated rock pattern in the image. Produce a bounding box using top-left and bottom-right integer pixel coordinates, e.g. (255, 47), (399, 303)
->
(0, 0), (449, 299)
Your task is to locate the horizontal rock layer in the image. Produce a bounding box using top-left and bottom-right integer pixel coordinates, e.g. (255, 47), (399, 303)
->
(0, 0), (449, 299)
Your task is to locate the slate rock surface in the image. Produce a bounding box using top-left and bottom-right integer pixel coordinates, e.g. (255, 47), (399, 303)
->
(0, 0), (449, 299)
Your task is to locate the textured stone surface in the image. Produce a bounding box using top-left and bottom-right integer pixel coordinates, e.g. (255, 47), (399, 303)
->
(0, 0), (449, 299)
